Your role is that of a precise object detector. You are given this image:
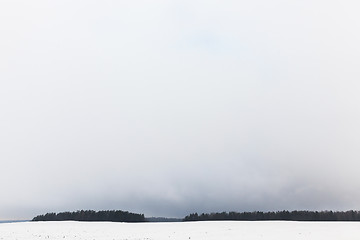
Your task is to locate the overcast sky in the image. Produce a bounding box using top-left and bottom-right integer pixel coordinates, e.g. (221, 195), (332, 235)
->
(1, 0), (360, 220)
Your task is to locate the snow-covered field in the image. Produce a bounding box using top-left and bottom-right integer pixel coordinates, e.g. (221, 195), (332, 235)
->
(0, 220), (359, 240)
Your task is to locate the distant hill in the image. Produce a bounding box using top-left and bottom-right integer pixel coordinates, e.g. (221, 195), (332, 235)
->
(32, 210), (145, 222)
(0, 220), (29, 224)
(146, 217), (182, 222)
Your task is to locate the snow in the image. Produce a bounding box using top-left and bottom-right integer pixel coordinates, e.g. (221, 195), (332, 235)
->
(0, 221), (359, 239)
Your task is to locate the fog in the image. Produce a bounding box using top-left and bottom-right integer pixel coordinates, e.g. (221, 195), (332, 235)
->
(1, 0), (360, 220)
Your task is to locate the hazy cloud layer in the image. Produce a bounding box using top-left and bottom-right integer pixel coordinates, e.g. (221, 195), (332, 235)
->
(1, 0), (360, 219)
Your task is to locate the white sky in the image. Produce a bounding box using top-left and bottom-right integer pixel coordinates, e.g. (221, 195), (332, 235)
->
(1, 0), (360, 220)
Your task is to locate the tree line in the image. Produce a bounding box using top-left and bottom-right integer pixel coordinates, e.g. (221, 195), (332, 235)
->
(32, 209), (360, 222)
(32, 210), (145, 222)
(183, 210), (360, 221)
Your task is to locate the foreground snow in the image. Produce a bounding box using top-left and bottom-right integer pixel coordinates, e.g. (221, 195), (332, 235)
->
(0, 220), (360, 239)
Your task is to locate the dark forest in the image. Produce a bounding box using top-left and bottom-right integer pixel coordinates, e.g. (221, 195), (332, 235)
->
(184, 210), (360, 221)
(32, 210), (145, 222)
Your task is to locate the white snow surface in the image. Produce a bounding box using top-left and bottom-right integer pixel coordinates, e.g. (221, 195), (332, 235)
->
(0, 221), (359, 240)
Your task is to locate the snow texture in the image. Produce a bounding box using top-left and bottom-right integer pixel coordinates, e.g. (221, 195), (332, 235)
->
(0, 221), (359, 239)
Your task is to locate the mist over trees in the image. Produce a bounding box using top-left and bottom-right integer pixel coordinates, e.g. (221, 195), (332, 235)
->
(32, 210), (145, 222)
(184, 210), (360, 221)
